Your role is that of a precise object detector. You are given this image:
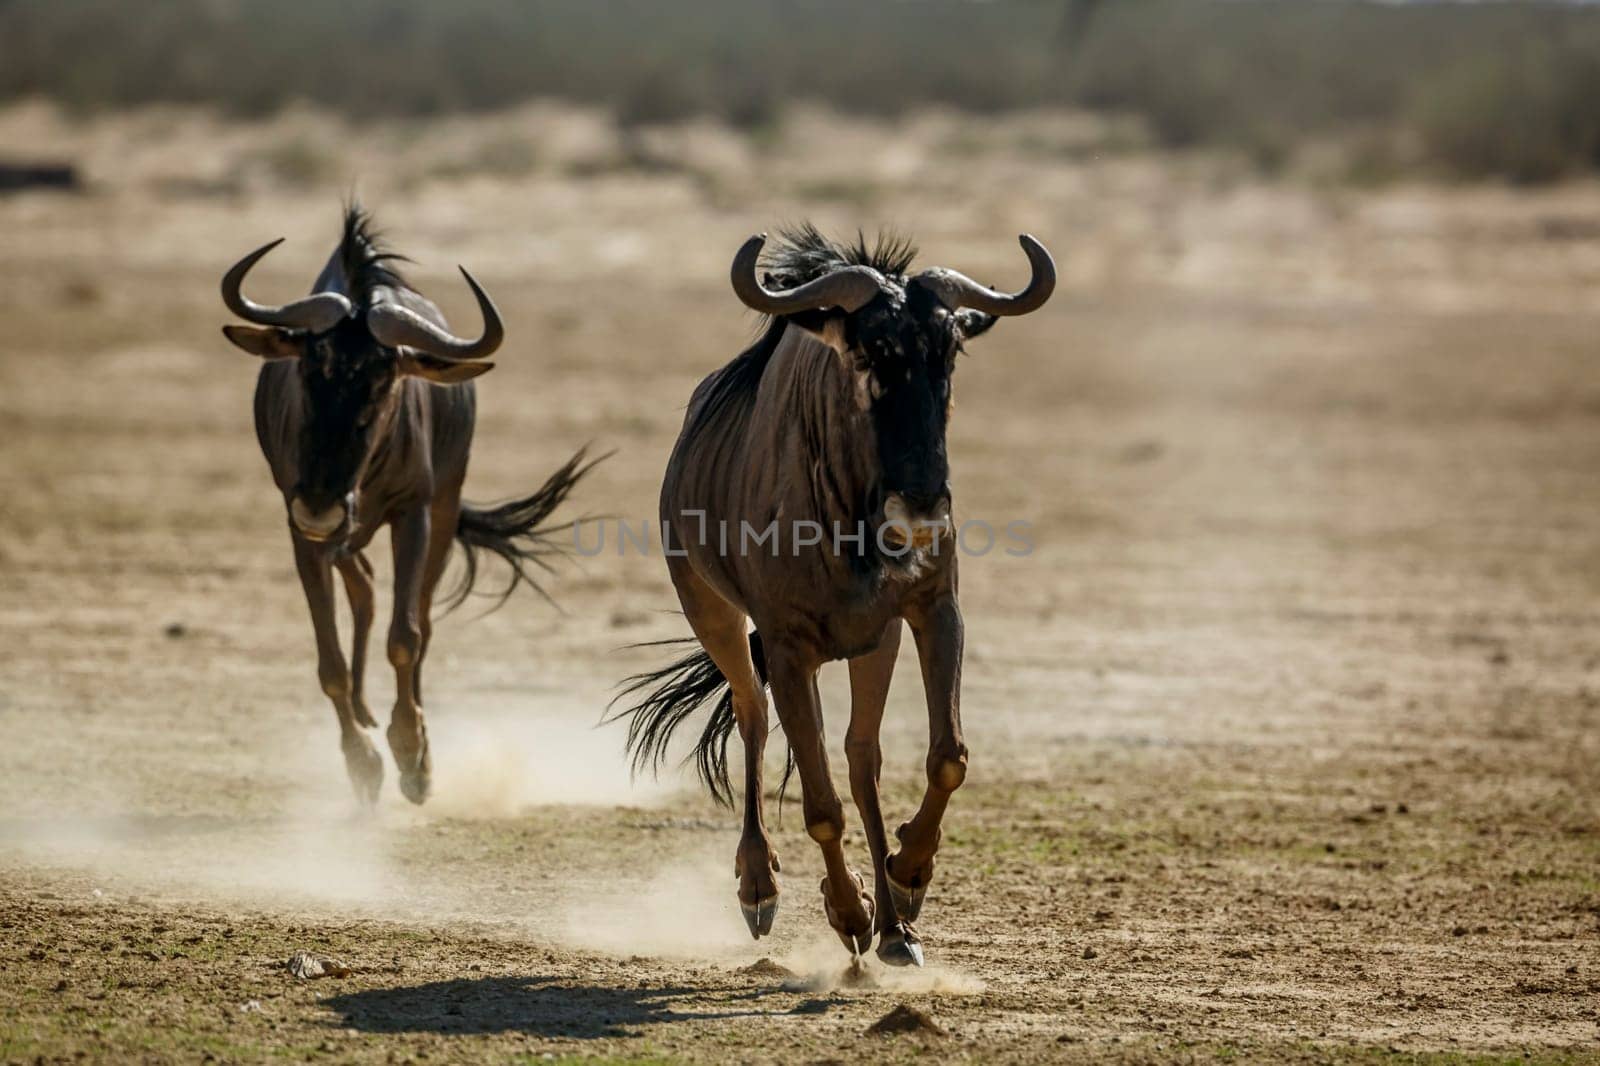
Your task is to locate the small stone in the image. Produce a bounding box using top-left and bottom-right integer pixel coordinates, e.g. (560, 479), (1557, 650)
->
(288, 951), (352, 979)
(867, 1004), (945, 1036)
(738, 957), (796, 980)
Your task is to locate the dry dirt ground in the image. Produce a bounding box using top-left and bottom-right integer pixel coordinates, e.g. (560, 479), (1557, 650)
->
(2, 103), (1599, 1064)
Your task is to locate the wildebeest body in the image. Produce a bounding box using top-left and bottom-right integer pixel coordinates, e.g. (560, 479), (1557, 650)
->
(222, 206), (593, 805)
(667, 321), (930, 659)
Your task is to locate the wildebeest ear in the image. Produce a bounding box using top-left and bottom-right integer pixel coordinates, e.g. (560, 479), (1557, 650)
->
(955, 309), (998, 341)
(222, 325), (301, 359)
(398, 351), (494, 384)
(784, 308), (850, 355)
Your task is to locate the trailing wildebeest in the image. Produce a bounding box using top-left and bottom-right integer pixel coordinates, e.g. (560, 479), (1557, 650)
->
(220, 206), (594, 805)
(614, 225), (1054, 965)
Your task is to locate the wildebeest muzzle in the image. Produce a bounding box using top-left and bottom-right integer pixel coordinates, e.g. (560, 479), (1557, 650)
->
(881, 488), (952, 549)
(289, 492), (354, 542)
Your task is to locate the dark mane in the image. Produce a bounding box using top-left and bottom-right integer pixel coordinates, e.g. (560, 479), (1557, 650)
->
(336, 203), (411, 306)
(762, 222), (917, 286)
(682, 317), (785, 441)
(681, 224), (916, 440)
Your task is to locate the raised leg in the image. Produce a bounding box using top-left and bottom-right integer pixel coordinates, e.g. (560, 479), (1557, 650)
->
(845, 621), (922, 966)
(386, 507), (433, 805)
(887, 595), (967, 922)
(293, 535), (382, 804)
(765, 644), (875, 956)
(334, 551), (378, 729)
(667, 560), (779, 938)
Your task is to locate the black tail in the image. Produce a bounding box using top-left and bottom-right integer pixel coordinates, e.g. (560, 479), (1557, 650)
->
(444, 447), (602, 612)
(608, 630), (772, 807)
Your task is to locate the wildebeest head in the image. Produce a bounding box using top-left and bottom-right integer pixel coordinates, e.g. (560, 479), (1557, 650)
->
(219, 238), (503, 542)
(731, 228), (1055, 546)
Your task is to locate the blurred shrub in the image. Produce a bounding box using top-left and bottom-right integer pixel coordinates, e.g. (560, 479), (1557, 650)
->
(1410, 42), (1600, 184)
(3, 0), (1600, 183)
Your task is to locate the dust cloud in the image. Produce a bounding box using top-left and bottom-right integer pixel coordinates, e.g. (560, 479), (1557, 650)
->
(425, 698), (674, 817)
(0, 695), (675, 923)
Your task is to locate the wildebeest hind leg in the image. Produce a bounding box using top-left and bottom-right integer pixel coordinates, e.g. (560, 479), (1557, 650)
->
(669, 561), (779, 938)
(888, 597), (967, 924)
(386, 508), (433, 805)
(766, 647), (874, 956)
(846, 621), (922, 966)
(293, 536), (383, 805)
(334, 552), (378, 729)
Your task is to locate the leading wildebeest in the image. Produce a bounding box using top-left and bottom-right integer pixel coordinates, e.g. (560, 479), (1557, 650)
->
(220, 206), (594, 805)
(613, 225), (1054, 965)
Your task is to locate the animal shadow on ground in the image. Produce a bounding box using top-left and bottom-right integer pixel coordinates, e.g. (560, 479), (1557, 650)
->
(322, 976), (818, 1039)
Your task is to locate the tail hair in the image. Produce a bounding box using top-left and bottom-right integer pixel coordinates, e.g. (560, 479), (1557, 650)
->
(608, 629), (774, 807)
(445, 446), (603, 612)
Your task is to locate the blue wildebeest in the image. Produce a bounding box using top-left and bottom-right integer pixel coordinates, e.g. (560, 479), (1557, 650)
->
(220, 206), (594, 805)
(614, 225), (1054, 965)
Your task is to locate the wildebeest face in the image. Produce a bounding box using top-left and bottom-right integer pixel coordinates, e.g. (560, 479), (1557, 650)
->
(729, 229), (1056, 548)
(797, 286), (998, 545)
(223, 320), (490, 541)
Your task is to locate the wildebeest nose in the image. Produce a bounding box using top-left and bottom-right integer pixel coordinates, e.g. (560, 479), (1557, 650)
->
(883, 491), (953, 547)
(289, 494), (350, 540)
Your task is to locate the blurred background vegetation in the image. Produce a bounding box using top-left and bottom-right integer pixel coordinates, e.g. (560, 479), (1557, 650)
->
(2, 0), (1599, 184)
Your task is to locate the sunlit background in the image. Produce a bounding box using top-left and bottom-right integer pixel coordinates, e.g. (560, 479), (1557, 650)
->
(2, 2), (1598, 1062)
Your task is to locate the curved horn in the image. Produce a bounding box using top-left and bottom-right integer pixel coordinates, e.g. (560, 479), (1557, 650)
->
(364, 266), (504, 360)
(730, 233), (884, 316)
(912, 234), (1056, 317)
(221, 239), (353, 332)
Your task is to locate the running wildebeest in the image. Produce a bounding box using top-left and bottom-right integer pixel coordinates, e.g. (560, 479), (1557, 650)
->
(220, 206), (593, 805)
(614, 225), (1054, 966)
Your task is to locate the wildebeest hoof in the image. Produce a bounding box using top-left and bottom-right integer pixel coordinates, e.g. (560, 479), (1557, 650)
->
(387, 725), (431, 805)
(834, 925), (874, 957)
(398, 768), (431, 805)
(341, 735), (384, 807)
(884, 857), (927, 923)
(876, 923), (924, 968)
(741, 895), (779, 939)
(822, 873), (875, 956)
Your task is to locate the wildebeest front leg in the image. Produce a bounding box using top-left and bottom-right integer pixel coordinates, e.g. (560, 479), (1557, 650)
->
(888, 596), (967, 923)
(293, 536), (383, 804)
(334, 551), (378, 729)
(846, 621), (923, 966)
(386, 508), (433, 805)
(767, 648), (874, 956)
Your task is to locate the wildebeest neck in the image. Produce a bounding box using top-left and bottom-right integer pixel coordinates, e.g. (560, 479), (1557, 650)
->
(761, 326), (880, 530)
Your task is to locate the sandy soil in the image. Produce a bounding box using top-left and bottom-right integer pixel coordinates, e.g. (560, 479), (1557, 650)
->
(2, 102), (1599, 1064)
